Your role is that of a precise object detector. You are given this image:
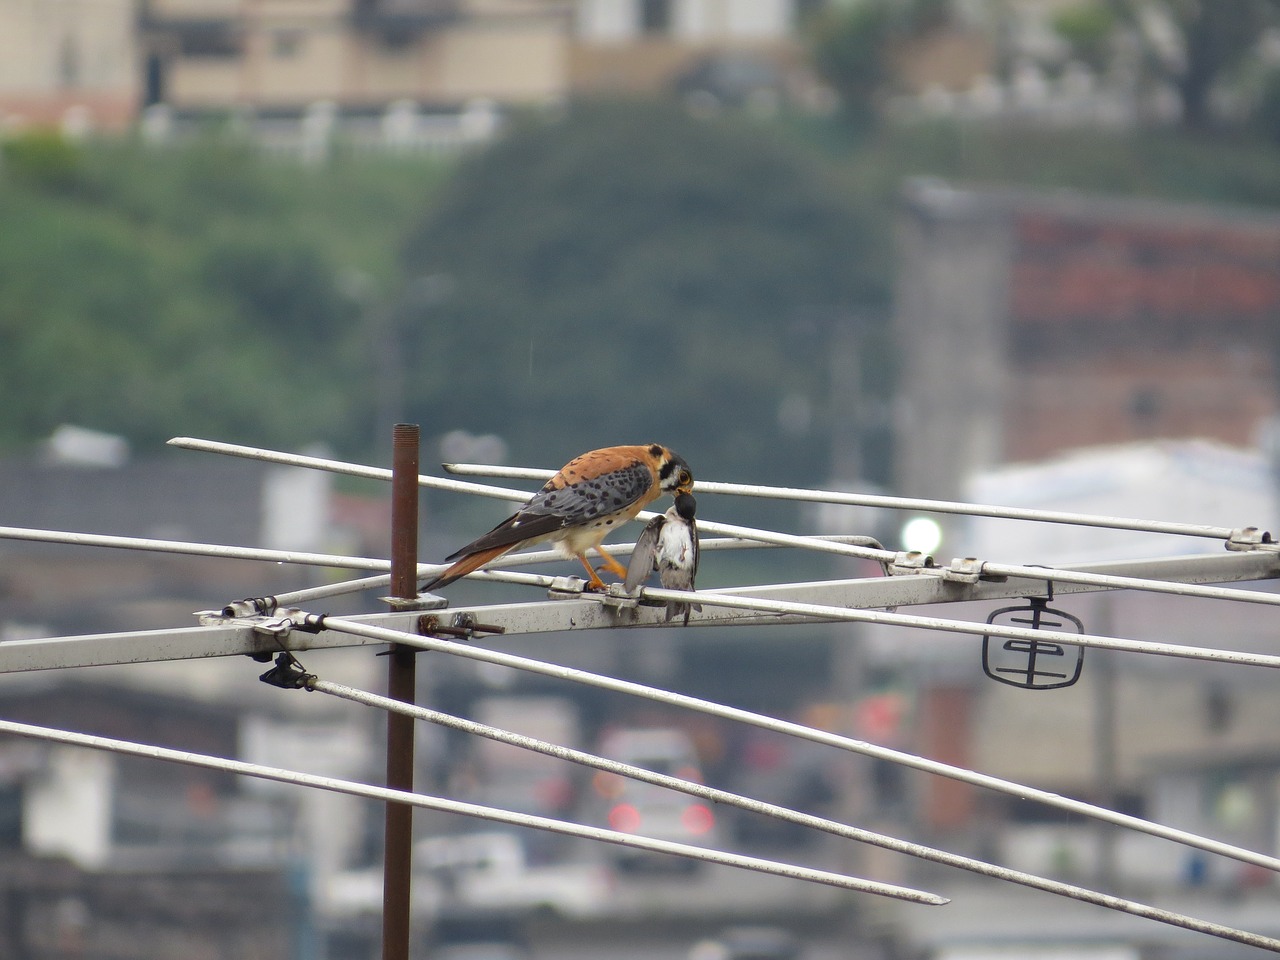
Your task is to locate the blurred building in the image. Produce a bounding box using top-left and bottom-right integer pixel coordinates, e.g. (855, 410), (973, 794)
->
(0, 432), (396, 955)
(571, 0), (815, 107)
(893, 178), (1280, 506)
(142, 0), (818, 111)
(863, 441), (1280, 955)
(0, 0), (822, 134)
(871, 178), (1280, 953)
(0, 430), (341, 638)
(0, 0), (140, 132)
(139, 0), (565, 113)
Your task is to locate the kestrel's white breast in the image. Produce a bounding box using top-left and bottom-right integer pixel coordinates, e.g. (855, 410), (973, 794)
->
(552, 508), (639, 556)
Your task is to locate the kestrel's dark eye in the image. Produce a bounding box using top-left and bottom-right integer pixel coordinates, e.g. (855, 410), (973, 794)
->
(679, 470), (691, 487)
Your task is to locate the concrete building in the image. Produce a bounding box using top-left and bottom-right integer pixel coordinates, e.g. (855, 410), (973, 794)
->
(893, 178), (1280, 506)
(139, 0), (567, 113)
(0, 431), (339, 638)
(0, 0), (140, 131)
(0, 0), (819, 133)
(873, 180), (1280, 953)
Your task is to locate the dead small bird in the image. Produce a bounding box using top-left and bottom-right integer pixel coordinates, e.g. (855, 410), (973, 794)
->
(624, 491), (701, 624)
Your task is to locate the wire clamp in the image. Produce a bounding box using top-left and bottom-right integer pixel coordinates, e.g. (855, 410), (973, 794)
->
(598, 582), (641, 609)
(220, 596), (279, 618)
(417, 612), (506, 642)
(942, 557), (984, 584)
(982, 581), (1085, 690)
(378, 592), (449, 611)
(1226, 526), (1274, 552)
(229, 609), (327, 643)
(890, 551), (935, 576)
(547, 576), (588, 599)
(259, 651), (316, 690)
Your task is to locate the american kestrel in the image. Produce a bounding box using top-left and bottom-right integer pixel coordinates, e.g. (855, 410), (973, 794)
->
(423, 443), (693, 591)
(624, 491), (701, 624)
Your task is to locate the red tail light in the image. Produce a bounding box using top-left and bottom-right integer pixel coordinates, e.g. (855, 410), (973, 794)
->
(608, 803), (642, 833)
(681, 804), (715, 835)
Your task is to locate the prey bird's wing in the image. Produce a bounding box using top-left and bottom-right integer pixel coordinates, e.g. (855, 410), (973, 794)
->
(624, 514), (665, 591)
(689, 516), (699, 584)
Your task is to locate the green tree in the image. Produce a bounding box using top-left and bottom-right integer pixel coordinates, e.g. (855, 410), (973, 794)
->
(0, 132), (444, 454)
(402, 101), (888, 486)
(806, 0), (952, 127)
(1052, 2), (1118, 73)
(1112, 0), (1280, 130)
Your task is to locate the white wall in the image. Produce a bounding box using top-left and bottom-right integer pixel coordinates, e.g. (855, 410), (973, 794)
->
(25, 746), (115, 869)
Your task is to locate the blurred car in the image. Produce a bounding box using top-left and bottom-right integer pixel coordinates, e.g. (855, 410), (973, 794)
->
(428, 910), (531, 960)
(688, 925), (803, 960)
(416, 830), (613, 919)
(323, 829), (612, 929)
(674, 52), (787, 113)
(431, 940), (530, 960)
(590, 728), (721, 873)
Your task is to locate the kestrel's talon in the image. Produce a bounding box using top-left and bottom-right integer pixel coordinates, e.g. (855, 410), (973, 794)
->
(420, 443), (694, 592)
(595, 547), (630, 579)
(577, 555), (609, 590)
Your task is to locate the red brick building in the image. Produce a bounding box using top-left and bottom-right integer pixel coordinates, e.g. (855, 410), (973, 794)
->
(893, 180), (1280, 498)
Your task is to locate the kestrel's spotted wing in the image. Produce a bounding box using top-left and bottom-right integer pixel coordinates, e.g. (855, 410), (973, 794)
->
(446, 456), (653, 560)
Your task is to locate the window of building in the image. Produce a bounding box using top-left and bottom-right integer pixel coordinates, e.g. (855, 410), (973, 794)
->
(58, 36), (81, 89)
(640, 0), (672, 34)
(177, 23), (244, 59)
(272, 29), (304, 58)
(0, 785), (21, 849)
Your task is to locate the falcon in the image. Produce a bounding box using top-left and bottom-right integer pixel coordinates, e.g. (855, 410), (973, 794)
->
(423, 443), (693, 591)
(624, 491), (701, 624)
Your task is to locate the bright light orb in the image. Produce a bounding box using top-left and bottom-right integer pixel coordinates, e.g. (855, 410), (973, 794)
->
(901, 516), (943, 554)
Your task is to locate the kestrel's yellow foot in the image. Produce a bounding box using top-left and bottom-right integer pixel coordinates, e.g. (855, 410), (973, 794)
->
(577, 555), (609, 591)
(595, 546), (629, 580)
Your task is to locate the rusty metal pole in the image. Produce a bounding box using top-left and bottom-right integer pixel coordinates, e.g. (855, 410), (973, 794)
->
(383, 423), (419, 960)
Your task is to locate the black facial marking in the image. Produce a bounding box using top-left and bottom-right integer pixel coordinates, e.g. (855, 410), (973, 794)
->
(659, 452), (691, 486)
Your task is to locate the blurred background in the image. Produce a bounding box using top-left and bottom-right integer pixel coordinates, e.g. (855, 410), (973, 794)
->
(3, 0), (1280, 957)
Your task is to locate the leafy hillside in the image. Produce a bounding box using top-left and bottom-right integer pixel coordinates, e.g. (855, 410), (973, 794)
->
(0, 131), (446, 456)
(2, 108), (1278, 492)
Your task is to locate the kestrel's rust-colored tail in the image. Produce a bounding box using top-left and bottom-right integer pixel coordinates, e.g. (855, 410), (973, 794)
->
(422, 544), (510, 591)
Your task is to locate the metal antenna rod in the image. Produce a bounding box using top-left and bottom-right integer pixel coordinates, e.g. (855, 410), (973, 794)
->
(258, 534), (875, 607)
(635, 582), (1280, 668)
(382, 423), (418, 960)
(165, 436), (895, 564)
(311, 677), (1280, 953)
(0, 524), (396, 570)
(308, 613), (1280, 873)
(0, 717), (944, 904)
(459, 568), (1280, 671)
(164, 438), (1280, 608)
(442, 462), (1244, 542)
(0, 524), (795, 611)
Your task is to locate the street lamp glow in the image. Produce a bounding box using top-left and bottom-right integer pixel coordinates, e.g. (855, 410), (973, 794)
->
(901, 516), (943, 554)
